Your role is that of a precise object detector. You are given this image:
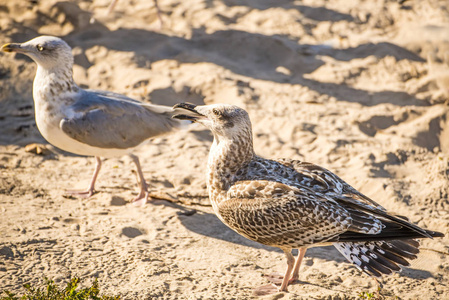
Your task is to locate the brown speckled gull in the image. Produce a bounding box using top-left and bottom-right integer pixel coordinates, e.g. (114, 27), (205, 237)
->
(173, 102), (444, 295)
(1, 36), (188, 205)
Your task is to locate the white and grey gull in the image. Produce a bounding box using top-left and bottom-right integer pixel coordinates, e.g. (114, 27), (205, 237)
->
(172, 102), (444, 295)
(1, 36), (188, 205)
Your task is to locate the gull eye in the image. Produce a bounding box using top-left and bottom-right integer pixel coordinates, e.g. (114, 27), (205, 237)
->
(36, 45), (44, 52)
(212, 108), (220, 116)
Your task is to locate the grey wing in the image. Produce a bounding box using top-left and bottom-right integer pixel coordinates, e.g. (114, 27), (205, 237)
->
(60, 90), (182, 149)
(86, 89), (141, 103)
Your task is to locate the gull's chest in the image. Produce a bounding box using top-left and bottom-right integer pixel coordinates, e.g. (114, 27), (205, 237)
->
(33, 91), (66, 128)
(32, 87), (78, 151)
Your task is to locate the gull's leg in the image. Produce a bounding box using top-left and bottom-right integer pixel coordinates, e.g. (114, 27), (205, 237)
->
(106, 0), (119, 15)
(289, 247), (307, 283)
(154, 0), (164, 29)
(253, 248), (294, 296)
(129, 154), (149, 205)
(279, 250), (295, 291)
(265, 247), (306, 284)
(66, 156), (102, 198)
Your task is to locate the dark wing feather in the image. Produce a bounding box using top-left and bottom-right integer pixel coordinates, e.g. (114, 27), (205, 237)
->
(334, 239), (421, 277)
(275, 158), (385, 209)
(334, 197), (436, 239)
(330, 214), (443, 243)
(274, 158), (437, 239)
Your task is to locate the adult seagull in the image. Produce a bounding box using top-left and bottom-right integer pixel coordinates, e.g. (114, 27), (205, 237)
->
(2, 36), (188, 205)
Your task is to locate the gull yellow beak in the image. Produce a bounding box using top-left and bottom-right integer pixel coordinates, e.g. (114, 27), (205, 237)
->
(1, 43), (22, 53)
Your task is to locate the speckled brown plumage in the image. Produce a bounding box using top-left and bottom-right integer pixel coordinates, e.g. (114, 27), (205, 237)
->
(173, 102), (444, 294)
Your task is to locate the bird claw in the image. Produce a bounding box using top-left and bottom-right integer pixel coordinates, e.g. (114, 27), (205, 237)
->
(288, 275), (299, 284)
(264, 271), (299, 284)
(253, 284), (283, 296)
(131, 198), (146, 207)
(65, 189), (95, 198)
(264, 272), (284, 284)
(130, 192), (149, 207)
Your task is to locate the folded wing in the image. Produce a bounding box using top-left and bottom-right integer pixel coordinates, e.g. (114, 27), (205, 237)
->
(60, 89), (184, 149)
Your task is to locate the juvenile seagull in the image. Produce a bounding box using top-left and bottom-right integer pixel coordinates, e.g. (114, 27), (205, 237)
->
(173, 103), (444, 295)
(1, 36), (187, 204)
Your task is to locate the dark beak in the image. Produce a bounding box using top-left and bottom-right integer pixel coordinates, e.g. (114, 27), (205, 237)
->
(1, 43), (24, 53)
(172, 102), (203, 121)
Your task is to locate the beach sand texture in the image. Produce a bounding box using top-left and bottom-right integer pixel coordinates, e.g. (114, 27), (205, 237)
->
(0, 0), (448, 299)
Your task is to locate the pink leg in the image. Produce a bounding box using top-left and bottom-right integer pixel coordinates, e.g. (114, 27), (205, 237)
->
(154, 0), (164, 28)
(253, 248), (294, 296)
(289, 247), (307, 283)
(106, 0), (119, 15)
(279, 250), (295, 291)
(129, 154), (149, 206)
(66, 156), (102, 198)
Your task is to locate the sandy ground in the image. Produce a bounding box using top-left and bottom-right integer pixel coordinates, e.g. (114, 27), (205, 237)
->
(1, 0), (449, 299)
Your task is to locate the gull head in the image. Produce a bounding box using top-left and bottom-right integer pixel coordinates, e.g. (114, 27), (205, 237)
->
(173, 103), (252, 139)
(1, 36), (73, 70)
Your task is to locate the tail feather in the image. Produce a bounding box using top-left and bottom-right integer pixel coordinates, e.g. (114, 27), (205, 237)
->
(337, 200), (435, 239)
(332, 202), (444, 278)
(334, 239), (420, 277)
(369, 250), (402, 271)
(363, 256), (393, 276)
(404, 239), (420, 248)
(380, 240), (419, 258)
(373, 246), (411, 266)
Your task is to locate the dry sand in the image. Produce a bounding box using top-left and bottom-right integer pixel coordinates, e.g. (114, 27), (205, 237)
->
(1, 0), (449, 299)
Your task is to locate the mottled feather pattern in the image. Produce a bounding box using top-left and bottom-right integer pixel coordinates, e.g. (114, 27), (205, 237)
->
(275, 158), (386, 210)
(223, 157), (384, 237)
(207, 129), (393, 244)
(245, 157), (432, 239)
(344, 207), (384, 235)
(207, 130), (384, 249)
(218, 195), (351, 247)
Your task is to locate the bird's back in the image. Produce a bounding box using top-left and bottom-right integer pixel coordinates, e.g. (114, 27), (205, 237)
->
(59, 89), (188, 151)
